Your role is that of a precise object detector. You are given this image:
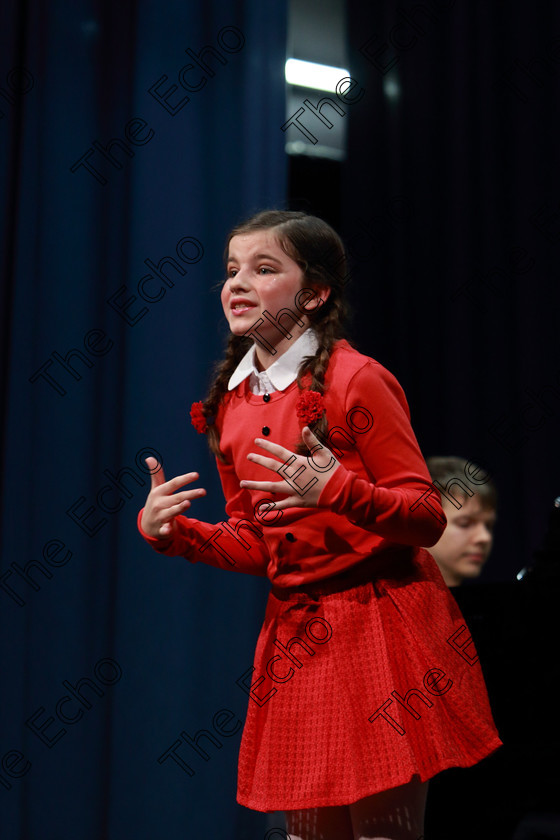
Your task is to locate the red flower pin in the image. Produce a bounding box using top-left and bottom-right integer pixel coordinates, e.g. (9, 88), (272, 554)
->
(190, 401), (208, 434)
(296, 390), (325, 426)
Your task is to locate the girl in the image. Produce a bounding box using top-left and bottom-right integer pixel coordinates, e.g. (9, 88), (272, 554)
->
(138, 210), (501, 840)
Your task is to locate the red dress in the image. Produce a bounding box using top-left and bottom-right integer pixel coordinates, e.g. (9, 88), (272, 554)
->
(138, 341), (502, 811)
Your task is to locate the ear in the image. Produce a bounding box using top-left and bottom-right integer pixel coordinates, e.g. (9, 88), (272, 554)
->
(297, 285), (331, 314)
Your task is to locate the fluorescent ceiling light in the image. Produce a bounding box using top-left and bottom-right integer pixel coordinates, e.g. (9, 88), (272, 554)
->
(285, 58), (350, 93)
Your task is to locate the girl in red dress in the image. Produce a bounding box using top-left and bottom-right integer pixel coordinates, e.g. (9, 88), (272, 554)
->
(138, 210), (501, 840)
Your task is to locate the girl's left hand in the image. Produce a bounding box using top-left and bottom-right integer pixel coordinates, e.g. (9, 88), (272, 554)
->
(240, 426), (340, 510)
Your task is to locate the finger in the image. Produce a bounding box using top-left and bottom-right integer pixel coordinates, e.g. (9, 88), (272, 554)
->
(252, 437), (293, 460)
(246, 452), (292, 473)
(146, 457), (166, 490)
(159, 521), (174, 537)
(302, 426), (338, 471)
(174, 487), (207, 503)
(301, 425), (321, 444)
(302, 425), (330, 453)
(157, 487), (206, 521)
(240, 479), (289, 494)
(256, 495), (304, 512)
(159, 471), (202, 494)
(160, 496), (203, 520)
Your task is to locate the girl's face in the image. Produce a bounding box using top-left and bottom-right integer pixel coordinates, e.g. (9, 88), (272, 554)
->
(429, 495), (496, 587)
(222, 229), (328, 368)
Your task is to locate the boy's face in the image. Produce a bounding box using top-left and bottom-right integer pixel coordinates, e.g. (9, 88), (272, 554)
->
(429, 495), (496, 587)
(221, 230), (327, 367)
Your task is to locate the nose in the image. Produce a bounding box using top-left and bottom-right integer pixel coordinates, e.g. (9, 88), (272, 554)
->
(228, 269), (251, 292)
(473, 522), (492, 548)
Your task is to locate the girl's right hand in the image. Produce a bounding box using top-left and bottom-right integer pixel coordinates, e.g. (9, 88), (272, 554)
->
(141, 457), (207, 539)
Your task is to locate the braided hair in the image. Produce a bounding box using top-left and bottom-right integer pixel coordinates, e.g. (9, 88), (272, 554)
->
(203, 210), (350, 460)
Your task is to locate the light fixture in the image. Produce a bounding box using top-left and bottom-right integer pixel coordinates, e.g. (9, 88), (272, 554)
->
(285, 58), (350, 93)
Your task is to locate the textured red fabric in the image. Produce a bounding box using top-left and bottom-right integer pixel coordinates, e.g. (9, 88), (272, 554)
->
(236, 548), (501, 811)
(138, 341), (502, 810)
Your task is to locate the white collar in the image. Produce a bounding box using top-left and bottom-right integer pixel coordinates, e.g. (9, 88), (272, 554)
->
(228, 329), (319, 392)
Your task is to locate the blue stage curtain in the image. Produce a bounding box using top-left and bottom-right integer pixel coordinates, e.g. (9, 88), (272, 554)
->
(0, 1), (287, 838)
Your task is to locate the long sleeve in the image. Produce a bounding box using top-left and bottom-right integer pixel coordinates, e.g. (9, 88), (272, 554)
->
(317, 360), (445, 547)
(137, 342), (445, 587)
(137, 460), (270, 576)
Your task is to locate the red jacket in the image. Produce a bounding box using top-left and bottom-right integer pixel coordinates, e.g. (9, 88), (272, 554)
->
(137, 340), (445, 586)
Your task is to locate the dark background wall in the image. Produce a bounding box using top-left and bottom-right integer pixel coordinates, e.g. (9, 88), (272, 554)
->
(289, 0), (560, 584)
(1, 1), (558, 839)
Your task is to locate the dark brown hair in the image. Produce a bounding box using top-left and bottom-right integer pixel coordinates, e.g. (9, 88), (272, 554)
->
(202, 210), (350, 460)
(426, 456), (497, 509)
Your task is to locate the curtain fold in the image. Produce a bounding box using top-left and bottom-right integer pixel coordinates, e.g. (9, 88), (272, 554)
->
(0, 2), (287, 838)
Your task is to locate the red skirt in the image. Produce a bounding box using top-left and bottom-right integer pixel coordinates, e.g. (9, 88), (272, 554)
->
(236, 547), (502, 812)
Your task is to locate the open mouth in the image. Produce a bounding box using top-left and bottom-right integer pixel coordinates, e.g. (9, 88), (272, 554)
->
(231, 300), (257, 314)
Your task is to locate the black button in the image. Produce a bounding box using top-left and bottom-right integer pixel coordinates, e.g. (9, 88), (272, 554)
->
(262, 426), (270, 436)
(263, 393), (270, 402)
(286, 533), (296, 542)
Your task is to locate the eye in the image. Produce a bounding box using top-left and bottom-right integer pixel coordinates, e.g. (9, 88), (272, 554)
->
(258, 266), (273, 274)
(226, 267), (238, 278)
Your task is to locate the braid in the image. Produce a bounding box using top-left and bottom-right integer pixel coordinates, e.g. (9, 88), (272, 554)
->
(204, 334), (251, 461)
(295, 293), (349, 454)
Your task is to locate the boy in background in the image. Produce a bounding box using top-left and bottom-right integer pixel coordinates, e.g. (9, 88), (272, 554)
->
(425, 456), (497, 587)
